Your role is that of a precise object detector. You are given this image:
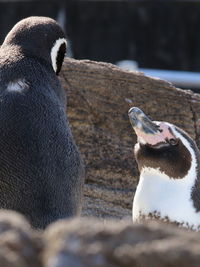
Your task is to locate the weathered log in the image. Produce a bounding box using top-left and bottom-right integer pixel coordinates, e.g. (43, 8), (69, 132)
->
(60, 58), (200, 220)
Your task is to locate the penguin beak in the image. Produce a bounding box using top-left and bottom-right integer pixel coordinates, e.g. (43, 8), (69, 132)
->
(128, 107), (159, 135)
(128, 107), (176, 146)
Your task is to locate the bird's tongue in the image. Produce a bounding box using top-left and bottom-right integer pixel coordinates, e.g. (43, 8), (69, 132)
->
(128, 107), (174, 146)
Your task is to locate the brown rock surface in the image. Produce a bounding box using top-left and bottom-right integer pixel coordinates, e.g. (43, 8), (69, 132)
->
(60, 58), (200, 220)
(43, 218), (200, 267)
(0, 211), (200, 267)
(0, 211), (42, 267)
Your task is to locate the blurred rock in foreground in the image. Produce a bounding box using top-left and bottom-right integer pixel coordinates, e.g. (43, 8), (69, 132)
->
(0, 211), (41, 267)
(43, 218), (200, 267)
(1, 211), (200, 267)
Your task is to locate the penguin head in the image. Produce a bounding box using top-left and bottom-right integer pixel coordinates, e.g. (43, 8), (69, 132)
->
(128, 107), (197, 179)
(2, 16), (67, 75)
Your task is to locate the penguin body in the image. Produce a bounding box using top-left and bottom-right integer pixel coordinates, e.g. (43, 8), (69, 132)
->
(129, 107), (200, 230)
(0, 17), (84, 229)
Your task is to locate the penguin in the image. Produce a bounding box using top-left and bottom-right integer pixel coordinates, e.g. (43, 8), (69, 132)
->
(0, 16), (84, 229)
(128, 107), (200, 230)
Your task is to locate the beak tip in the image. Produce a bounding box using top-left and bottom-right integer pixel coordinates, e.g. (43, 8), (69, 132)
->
(128, 107), (134, 114)
(128, 107), (159, 135)
(128, 107), (143, 118)
(128, 106), (142, 112)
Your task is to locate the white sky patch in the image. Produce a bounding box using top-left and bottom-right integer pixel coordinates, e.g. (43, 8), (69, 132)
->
(132, 125), (200, 230)
(51, 38), (67, 73)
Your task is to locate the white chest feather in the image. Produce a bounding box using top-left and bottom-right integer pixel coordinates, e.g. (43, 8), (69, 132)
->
(133, 127), (200, 230)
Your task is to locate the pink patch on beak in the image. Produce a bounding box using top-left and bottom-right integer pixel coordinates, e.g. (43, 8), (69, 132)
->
(135, 122), (176, 146)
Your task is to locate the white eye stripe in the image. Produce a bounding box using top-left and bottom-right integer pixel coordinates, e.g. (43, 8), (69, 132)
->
(51, 38), (67, 73)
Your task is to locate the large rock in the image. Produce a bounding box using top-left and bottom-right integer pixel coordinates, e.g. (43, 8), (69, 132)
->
(0, 211), (199, 267)
(0, 211), (41, 267)
(60, 58), (200, 220)
(43, 218), (200, 267)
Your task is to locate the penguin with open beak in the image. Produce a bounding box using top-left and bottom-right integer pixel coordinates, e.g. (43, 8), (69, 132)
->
(129, 107), (200, 230)
(0, 17), (84, 229)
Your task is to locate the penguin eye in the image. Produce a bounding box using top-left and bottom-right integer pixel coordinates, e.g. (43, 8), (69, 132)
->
(169, 138), (178, 146)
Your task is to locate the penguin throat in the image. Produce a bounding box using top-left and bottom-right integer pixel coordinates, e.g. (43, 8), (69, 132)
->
(133, 124), (200, 230)
(133, 159), (199, 230)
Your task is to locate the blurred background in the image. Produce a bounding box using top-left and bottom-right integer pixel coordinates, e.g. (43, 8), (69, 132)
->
(1, 0), (200, 90)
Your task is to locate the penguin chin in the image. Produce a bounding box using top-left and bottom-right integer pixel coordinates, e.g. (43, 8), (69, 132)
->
(141, 141), (170, 150)
(138, 137), (179, 151)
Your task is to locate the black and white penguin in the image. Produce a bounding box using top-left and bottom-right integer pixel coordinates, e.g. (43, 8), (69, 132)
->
(0, 17), (84, 229)
(128, 107), (200, 230)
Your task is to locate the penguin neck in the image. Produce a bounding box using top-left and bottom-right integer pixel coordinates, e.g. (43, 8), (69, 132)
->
(139, 162), (197, 200)
(138, 126), (199, 195)
(133, 130), (200, 230)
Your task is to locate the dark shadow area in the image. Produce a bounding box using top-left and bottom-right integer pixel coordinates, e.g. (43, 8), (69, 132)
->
(1, 1), (200, 72)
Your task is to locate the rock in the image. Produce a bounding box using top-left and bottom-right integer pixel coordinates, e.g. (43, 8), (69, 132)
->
(43, 218), (200, 267)
(60, 58), (200, 220)
(0, 211), (42, 267)
(0, 211), (199, 267)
